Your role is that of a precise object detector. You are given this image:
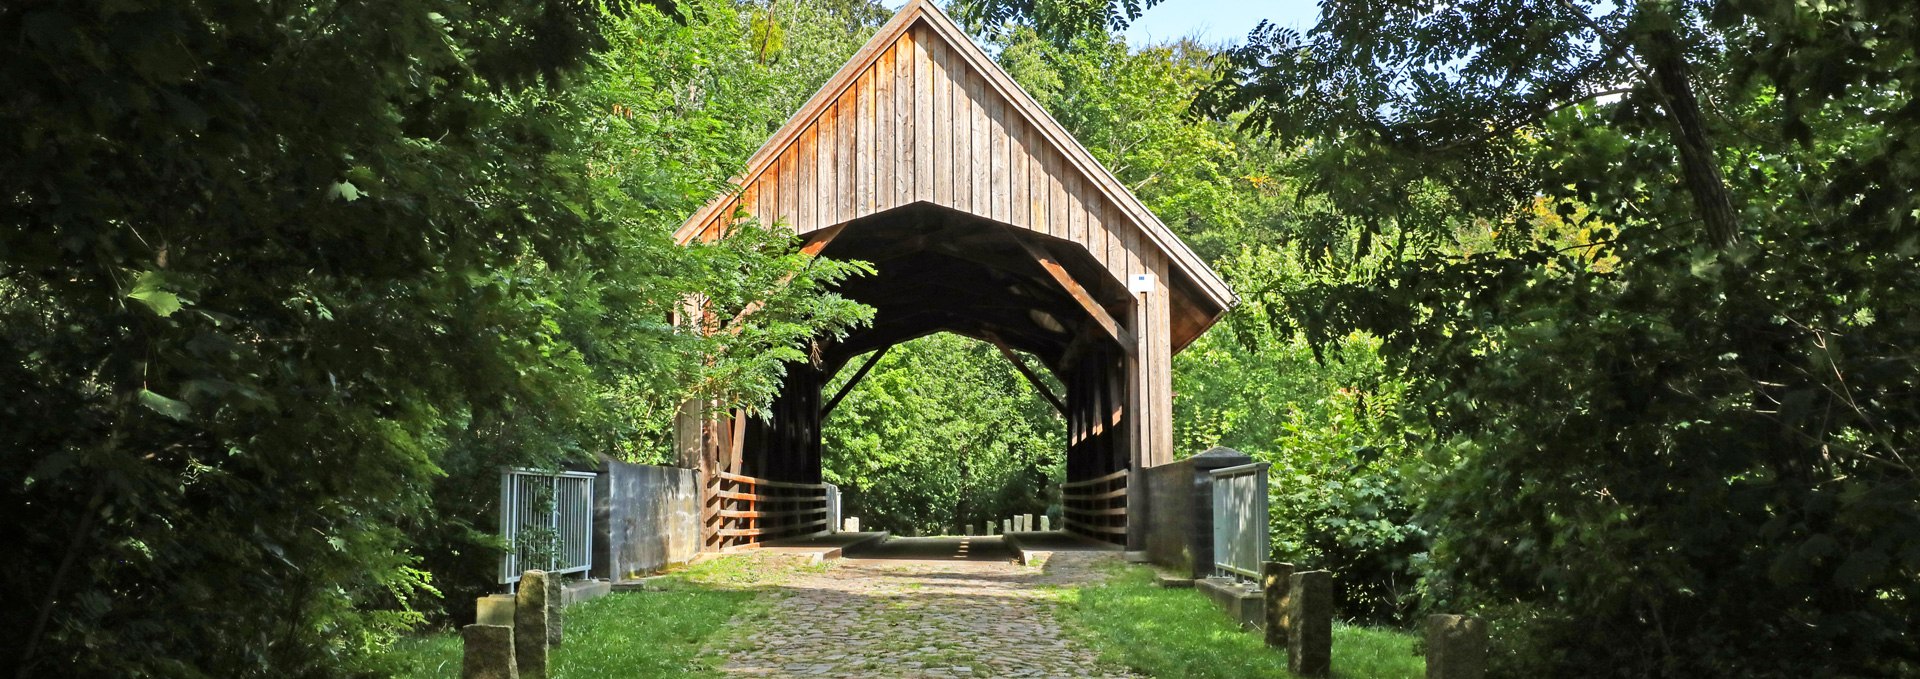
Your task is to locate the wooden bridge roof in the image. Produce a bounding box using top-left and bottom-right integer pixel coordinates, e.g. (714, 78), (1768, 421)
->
(674, 0), (1236, 353)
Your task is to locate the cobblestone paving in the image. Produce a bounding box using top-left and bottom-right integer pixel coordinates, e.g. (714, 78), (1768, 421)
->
(707, 537), (1134, 678)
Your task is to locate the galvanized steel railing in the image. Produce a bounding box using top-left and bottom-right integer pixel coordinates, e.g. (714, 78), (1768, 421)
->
(1210, 461), (1270, 581)
(499, 468), (597, 584)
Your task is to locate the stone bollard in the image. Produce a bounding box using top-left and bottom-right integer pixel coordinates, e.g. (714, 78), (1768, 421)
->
(476, 594), (515, 627)
(461, 624), (518, 679)
(965, 524), (975, 536)
(545, 573), (564, 647)
(515, 571), (550, 679)
(1287, 570), (1332, 678)
(1262, 562), (1296, 648)
(1025, 514), (1036, 532)
(1039, 515), (1050, 532)
(843, 516), (860, 532)
(1003, 518), (1012, 534)
(1426, 615), (1488, 679)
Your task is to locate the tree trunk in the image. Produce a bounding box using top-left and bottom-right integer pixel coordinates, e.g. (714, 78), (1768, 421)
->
(1641, 28), (1741, 246)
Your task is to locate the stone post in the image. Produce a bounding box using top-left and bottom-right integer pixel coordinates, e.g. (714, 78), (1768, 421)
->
(965, 524), (975, 536)
(1261, 562), (1296, 648)
(1287, 570), (1332, 678)
(1039, 515), (1050, 532)
(844, 516), (860, 532)
(1426, 615), (1488, 679)
(1003, 518), (1012, 534)
(545, 573), (564, 647)
(476, 594), (515, 627)
(515, 571), (550, 679)
(461, 624), (518, 679)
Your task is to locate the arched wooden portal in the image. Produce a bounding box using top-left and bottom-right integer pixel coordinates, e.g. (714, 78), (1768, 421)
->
(671, 0), (1234, 550)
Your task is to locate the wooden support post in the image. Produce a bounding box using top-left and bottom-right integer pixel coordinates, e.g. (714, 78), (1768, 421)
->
(985, 334), (1067, 416)
(822, 346), (890, 418)
(1015, 237), (1134, 351)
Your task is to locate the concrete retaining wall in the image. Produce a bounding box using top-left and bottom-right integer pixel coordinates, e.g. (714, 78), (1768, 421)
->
(591, 458), (700, 582)
(1142, 447), (1255, 578)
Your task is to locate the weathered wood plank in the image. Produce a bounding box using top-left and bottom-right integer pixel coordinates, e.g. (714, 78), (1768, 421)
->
(837, 83), (857, 222)
(894, 33), (914, 206)
(952, 58), (972, 214)
(818, 103), (838, 228)
(930, 35), (951, 205)
(796, 124), (815, 233)
(989, 88), (1009, 223)
(912, 25), (933, 203)
(1009, 115), (1029, 226)
(967, 67), (986, 215)
(779, 143), (797, 229)
(857, 63), (875, 218)
(1048, 148), (1067, 239)
(875, 44), (895, 213)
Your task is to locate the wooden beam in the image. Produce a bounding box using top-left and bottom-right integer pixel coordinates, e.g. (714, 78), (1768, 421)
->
(1016, 238), (1134, 352)
(821, 346), (890, 418)
(985, 333), (1067, 417)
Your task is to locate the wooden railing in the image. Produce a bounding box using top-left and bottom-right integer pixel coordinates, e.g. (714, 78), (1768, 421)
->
(1061, 468), (1128, 545)
(705, 470), (831, 550)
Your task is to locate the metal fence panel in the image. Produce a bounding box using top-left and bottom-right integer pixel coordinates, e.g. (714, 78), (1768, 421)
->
(1210, 461), (1270, 581)
(500, 468), (597, 584)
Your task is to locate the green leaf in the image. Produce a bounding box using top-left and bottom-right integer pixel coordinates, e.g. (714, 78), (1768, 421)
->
(138, 389), (191, 421)
(127, 271), (183, 317)
(327, 180), (362, 202)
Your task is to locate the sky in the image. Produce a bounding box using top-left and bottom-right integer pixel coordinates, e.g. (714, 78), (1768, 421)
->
(887, 0), (1325, 48)
(1120, 0), (1321, 47)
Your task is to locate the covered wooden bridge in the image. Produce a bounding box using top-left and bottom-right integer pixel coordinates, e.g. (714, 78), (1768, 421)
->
(671, 0), (1235, 550)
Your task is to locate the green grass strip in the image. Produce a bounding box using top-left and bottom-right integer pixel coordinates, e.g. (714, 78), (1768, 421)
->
(1053, 562), (1426, 679)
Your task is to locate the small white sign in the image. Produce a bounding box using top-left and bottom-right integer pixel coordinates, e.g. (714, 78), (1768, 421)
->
(1128, 273), (1157, 294)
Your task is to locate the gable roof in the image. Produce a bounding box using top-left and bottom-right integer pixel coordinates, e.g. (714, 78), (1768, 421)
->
(672, 0), (1237, 315)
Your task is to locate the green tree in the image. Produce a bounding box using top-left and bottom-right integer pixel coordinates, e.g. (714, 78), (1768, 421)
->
(0, 0), (870, 674)
(822, 334), (1064, 535)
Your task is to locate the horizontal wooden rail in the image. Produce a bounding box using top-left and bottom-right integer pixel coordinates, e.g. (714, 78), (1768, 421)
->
(1062, 468), (1129, 546)
(1060, 468), (1129, 489)
(708, 470), (833, 550)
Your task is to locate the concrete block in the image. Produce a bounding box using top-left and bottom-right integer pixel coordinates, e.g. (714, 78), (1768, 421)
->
(476, 594), (515, 627)
(1196, 577), (1265, 630)
(461, 624), (518, 679)
(1288, 570), (1332, 678)
(561, 579), (612, 606)
(964, 524), (975, 536)
(843, 517), (860, 532)
(1039, 515), (1050, 532)
(1155, 573), (1195, 588)
(1262, 562), (1296, 648)
(515, 571), (550, 679)
(1426, 615), (1488, 679)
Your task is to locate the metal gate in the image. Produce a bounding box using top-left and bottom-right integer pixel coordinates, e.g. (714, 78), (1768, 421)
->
(500, 468), (596, 584)
(1210, 461), (1271, 581)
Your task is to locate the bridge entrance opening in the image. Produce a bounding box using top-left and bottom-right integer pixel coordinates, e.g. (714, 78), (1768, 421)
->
(669, 0), (1234, 553)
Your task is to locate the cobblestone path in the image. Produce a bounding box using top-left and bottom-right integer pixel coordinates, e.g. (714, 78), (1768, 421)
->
(707, 537), (1135, 678)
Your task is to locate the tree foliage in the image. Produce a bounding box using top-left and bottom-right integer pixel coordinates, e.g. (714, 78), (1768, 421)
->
(0, 0), (869, 674)
(822, 334), (1064, 535)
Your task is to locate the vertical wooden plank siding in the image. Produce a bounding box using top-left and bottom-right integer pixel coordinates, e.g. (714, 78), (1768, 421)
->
(1010, 116), (1029, 226)
(930, 36), (950, 205)
(912, 26), (933, 203)
(894, 32), (915, 205)
(967, 68), (986, 215)
(817, 104), (833, 229)
(1028, 126), (1048, 235)
(779, 145), (797, 229)
(837, 84), (857, 222)
(989, 90), (1009, 222)
(796, 125), (815, 233)
(875, 47), (894, 214)
(1048, 149), (1067, 239)
(857, 64), (875, 217)
(950, 58), (971, 214)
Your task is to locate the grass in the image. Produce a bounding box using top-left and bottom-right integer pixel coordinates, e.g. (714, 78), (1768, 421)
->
(1053, 561), (1426, 679)
(382, 553), (823, 679)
